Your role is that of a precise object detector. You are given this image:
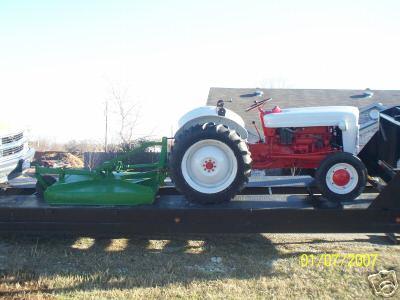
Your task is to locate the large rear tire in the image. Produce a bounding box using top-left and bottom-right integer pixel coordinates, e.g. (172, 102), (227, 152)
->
(315, 152), (367, 202)
(169, 124), (251, 204)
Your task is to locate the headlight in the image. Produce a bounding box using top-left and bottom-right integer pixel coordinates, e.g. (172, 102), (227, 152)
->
(397, 159), (400, 169)
(369, 109), (380, 120)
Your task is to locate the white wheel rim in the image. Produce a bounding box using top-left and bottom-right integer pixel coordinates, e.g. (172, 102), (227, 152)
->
(181, 139), (238, 194)
(325, 163), (358, 195)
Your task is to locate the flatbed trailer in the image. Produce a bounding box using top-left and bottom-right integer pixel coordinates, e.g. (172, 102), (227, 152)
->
(0, 106), (399, 239)
(0, 175), (399, 237)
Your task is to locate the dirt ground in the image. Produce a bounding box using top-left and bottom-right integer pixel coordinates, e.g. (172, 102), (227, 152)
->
(0, 233), (399, 299)
(33, 152), (84, 168)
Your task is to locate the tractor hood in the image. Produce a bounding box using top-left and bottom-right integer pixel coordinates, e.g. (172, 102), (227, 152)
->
(264, 106), (359, 130)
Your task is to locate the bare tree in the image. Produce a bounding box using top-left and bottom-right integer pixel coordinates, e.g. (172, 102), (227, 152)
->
(108, 84), (141, 149)
(104, 100), (108, 152)
(84, 151), (101, 170)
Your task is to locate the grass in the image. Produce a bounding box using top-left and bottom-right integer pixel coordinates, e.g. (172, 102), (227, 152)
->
(0, 233), (399, 299)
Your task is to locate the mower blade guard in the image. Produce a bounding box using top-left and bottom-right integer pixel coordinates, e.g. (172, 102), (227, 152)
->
(44, 175), (157, 205)
(36, 138), (168, 206)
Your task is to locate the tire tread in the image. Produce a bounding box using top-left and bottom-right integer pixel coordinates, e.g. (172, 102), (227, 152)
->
(169, 124), (251, 204)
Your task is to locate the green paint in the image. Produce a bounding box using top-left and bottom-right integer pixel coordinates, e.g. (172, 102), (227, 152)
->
(35, 138), (168, 206)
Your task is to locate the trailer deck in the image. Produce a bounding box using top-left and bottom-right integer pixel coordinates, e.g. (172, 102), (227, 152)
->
(0, 176), (398, 236)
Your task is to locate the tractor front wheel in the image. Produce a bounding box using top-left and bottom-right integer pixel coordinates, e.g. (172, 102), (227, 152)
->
(169, 124), (251, 204)
(316, 152), (367, 202)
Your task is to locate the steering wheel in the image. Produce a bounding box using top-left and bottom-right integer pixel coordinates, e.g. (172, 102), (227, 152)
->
(245, 98), (272, 112)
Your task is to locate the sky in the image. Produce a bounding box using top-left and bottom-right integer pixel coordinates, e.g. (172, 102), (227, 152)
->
(0, 0), (399, 143)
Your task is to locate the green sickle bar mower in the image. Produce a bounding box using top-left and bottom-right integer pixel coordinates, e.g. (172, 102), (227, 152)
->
(35, 138), (168, 205)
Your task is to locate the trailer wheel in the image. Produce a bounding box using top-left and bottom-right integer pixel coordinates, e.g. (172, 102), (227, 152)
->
(316, 152), (367, 202)
(170, 124), (251, 204)
(36, 175), (57, 199)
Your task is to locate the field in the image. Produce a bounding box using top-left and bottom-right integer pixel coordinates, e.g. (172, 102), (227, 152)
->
(0, 233), (399, 299)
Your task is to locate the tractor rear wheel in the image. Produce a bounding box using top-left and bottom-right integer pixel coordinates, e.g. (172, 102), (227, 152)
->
(315, 152), (367, 202)
(169, 123), (251, 204)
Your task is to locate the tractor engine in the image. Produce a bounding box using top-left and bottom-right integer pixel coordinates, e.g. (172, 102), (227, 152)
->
(249, 126), (342, 169)
(277, 126), (338, 153)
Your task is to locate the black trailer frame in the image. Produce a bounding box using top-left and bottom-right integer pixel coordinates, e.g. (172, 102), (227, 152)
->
(0, 173), (398, 236)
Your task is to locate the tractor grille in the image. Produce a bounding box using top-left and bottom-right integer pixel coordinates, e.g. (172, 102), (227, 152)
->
(2, 144), (24, 157)
(2, 132), (23, 145)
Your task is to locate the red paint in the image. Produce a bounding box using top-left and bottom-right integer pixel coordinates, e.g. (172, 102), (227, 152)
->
(248, 107), (341, 170)
(205, 161), (214, 170)
(263, 105), (282, 115)
(271, 106), (282, 113)
(332, 169), (350, 186)
(203, 159), (216, 172)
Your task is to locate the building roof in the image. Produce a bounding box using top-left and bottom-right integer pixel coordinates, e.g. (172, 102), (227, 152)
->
(206, 87), (400, 140)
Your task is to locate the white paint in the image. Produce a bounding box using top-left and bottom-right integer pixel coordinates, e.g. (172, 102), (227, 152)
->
(176, 106), (248, 139)
(325, 163), (359, 195)
(0, 125), (35, 183)
(181, 139), (237, 194)
(178, 106), (245, 128)
(264, 106), (360, 154)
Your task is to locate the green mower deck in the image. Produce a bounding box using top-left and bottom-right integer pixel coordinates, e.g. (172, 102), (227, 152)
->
(35, 138), (168, 205)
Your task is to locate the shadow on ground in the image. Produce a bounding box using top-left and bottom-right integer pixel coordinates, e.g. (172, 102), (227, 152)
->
(0, 233), (392, 297)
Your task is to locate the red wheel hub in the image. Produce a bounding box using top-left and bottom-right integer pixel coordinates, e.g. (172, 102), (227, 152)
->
(332, 169), (351, 186)
(203, 159), (216, 172)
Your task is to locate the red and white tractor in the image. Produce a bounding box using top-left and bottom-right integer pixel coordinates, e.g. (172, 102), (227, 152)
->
(169, 98), (367, 204)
